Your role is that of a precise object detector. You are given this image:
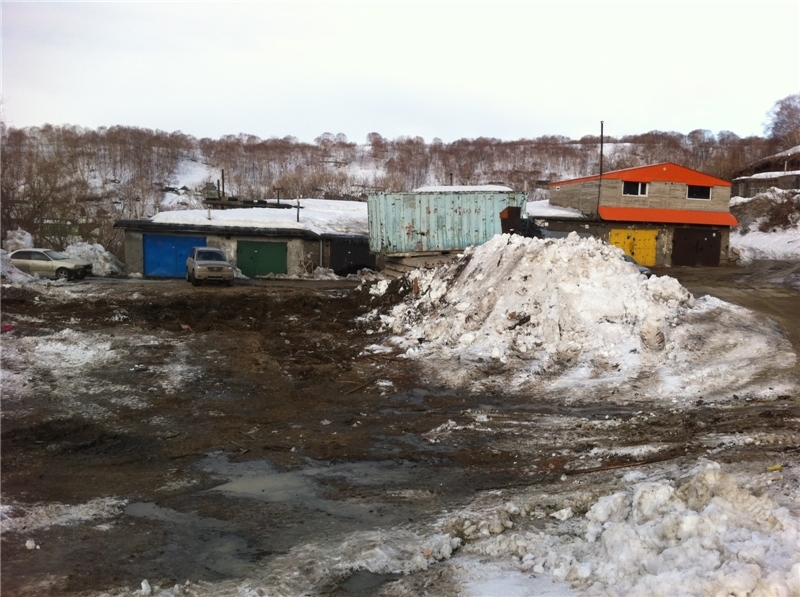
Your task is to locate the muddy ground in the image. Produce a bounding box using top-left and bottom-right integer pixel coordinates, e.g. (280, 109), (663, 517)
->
(1, 263), (799, 596)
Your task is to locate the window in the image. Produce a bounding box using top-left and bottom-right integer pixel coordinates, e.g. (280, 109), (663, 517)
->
(622, 181), (648, 196)
(687, 185), (711, 200)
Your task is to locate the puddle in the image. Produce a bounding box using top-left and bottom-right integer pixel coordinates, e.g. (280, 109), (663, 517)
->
(125, 502), (260, 577)
(126, 502), (226, 529)
(200, 454), (422, 521)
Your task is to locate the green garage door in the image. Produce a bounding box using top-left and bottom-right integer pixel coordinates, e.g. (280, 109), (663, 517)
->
(237, 240), (288, 277)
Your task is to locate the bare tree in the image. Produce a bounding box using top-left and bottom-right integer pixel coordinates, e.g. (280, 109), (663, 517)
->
(765, 93), (800, 150)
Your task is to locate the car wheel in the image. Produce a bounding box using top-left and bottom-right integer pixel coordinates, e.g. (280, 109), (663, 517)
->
(227, 279), (234, 287)
(191, 273), (201, 287)
(55, 268), (71, 281)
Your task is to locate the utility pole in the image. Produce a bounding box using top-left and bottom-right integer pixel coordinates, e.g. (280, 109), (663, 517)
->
(596, 121), (604, 220)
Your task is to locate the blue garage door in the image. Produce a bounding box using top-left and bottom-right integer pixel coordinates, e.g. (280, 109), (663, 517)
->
(143, 235), (206, 278)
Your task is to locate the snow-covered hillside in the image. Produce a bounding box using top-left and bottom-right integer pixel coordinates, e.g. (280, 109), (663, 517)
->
(730, 188), (800, 262)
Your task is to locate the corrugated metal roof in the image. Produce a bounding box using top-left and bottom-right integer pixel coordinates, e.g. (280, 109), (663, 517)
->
(598, 207), (738, 226)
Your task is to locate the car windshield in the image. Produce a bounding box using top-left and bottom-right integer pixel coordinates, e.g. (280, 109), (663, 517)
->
(43, 250), (68, 260)
(621, 254), (637, 264)
(197, 251), (226, 261)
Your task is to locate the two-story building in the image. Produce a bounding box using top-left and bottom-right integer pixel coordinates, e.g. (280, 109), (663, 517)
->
(544, 162), (738, 267)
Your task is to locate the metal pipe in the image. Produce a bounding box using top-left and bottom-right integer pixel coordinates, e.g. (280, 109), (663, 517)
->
(597, 121), (604, 220)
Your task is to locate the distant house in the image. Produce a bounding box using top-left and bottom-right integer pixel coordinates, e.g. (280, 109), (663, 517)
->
(541, 162), (737, 267)
(732, 145), (800, 198)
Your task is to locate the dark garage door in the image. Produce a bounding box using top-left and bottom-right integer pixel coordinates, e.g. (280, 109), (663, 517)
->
(329, 239), (375, 276)
(143, 235), (206, 277)
(237, 240), (287, 277)
(672, 228), (721, 266)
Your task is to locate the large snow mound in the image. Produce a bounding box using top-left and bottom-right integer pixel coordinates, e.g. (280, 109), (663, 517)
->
(364, 234), (795, 399)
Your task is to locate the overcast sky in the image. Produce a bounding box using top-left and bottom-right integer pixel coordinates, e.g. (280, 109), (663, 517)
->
(2, 2), (798, 144)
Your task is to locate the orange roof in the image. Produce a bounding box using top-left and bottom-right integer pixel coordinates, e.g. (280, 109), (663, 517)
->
(553, 162), (731, 188)
(598, 206), (738, 226)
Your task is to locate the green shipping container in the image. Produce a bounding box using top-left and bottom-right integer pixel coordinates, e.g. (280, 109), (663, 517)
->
(368, 190), (527, 254)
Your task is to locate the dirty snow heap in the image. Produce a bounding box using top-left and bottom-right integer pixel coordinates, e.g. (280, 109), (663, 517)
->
(364, 234), (795, 401)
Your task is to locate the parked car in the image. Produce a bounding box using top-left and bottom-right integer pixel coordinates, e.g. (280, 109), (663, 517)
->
(622, 253), (652, 278)
(9, 248), (92, 280)
(186, 247), (235, 286)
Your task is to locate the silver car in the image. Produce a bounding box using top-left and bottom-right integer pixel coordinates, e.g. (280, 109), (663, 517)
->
(9, 248), (92, 280)
(622, 253), (652, 278)
(186, 247), (235, 286)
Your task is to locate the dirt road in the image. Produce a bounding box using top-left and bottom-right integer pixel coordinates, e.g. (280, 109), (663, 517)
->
(1, 265), (798, 596)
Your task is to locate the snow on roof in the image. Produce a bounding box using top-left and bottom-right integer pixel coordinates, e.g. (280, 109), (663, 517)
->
(412, 185), (513, 193)
(733, 170), (800, 181)
(525, 199), (586, 219)
(149, 199), (368, 236)
(771, 144), (800, 159)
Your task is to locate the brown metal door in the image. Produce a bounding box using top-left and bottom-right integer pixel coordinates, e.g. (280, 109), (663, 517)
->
(672, 228), (721, 266)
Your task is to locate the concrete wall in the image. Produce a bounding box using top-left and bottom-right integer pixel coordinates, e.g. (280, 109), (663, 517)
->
(550, 179), (731, 216)
(123, 231), (144, 274)
(532, 218), (731, 266)
(549, 181), (602, 216)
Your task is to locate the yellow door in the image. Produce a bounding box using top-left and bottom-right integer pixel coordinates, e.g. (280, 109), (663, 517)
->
(609, 229), (657, 266)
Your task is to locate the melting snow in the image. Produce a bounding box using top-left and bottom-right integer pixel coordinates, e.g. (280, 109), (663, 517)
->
(364, 234), (795, 400)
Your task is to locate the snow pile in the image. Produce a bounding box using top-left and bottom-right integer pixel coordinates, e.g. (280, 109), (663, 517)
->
(1, 228), (34, 252)
(1, 250), (33, 283)
(63, 241), (126, 277)
(1, 497), (127, 534)
(455, 462), (799, 597)
(730, 188), (800, 262)
(364, 233), (795, 399)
